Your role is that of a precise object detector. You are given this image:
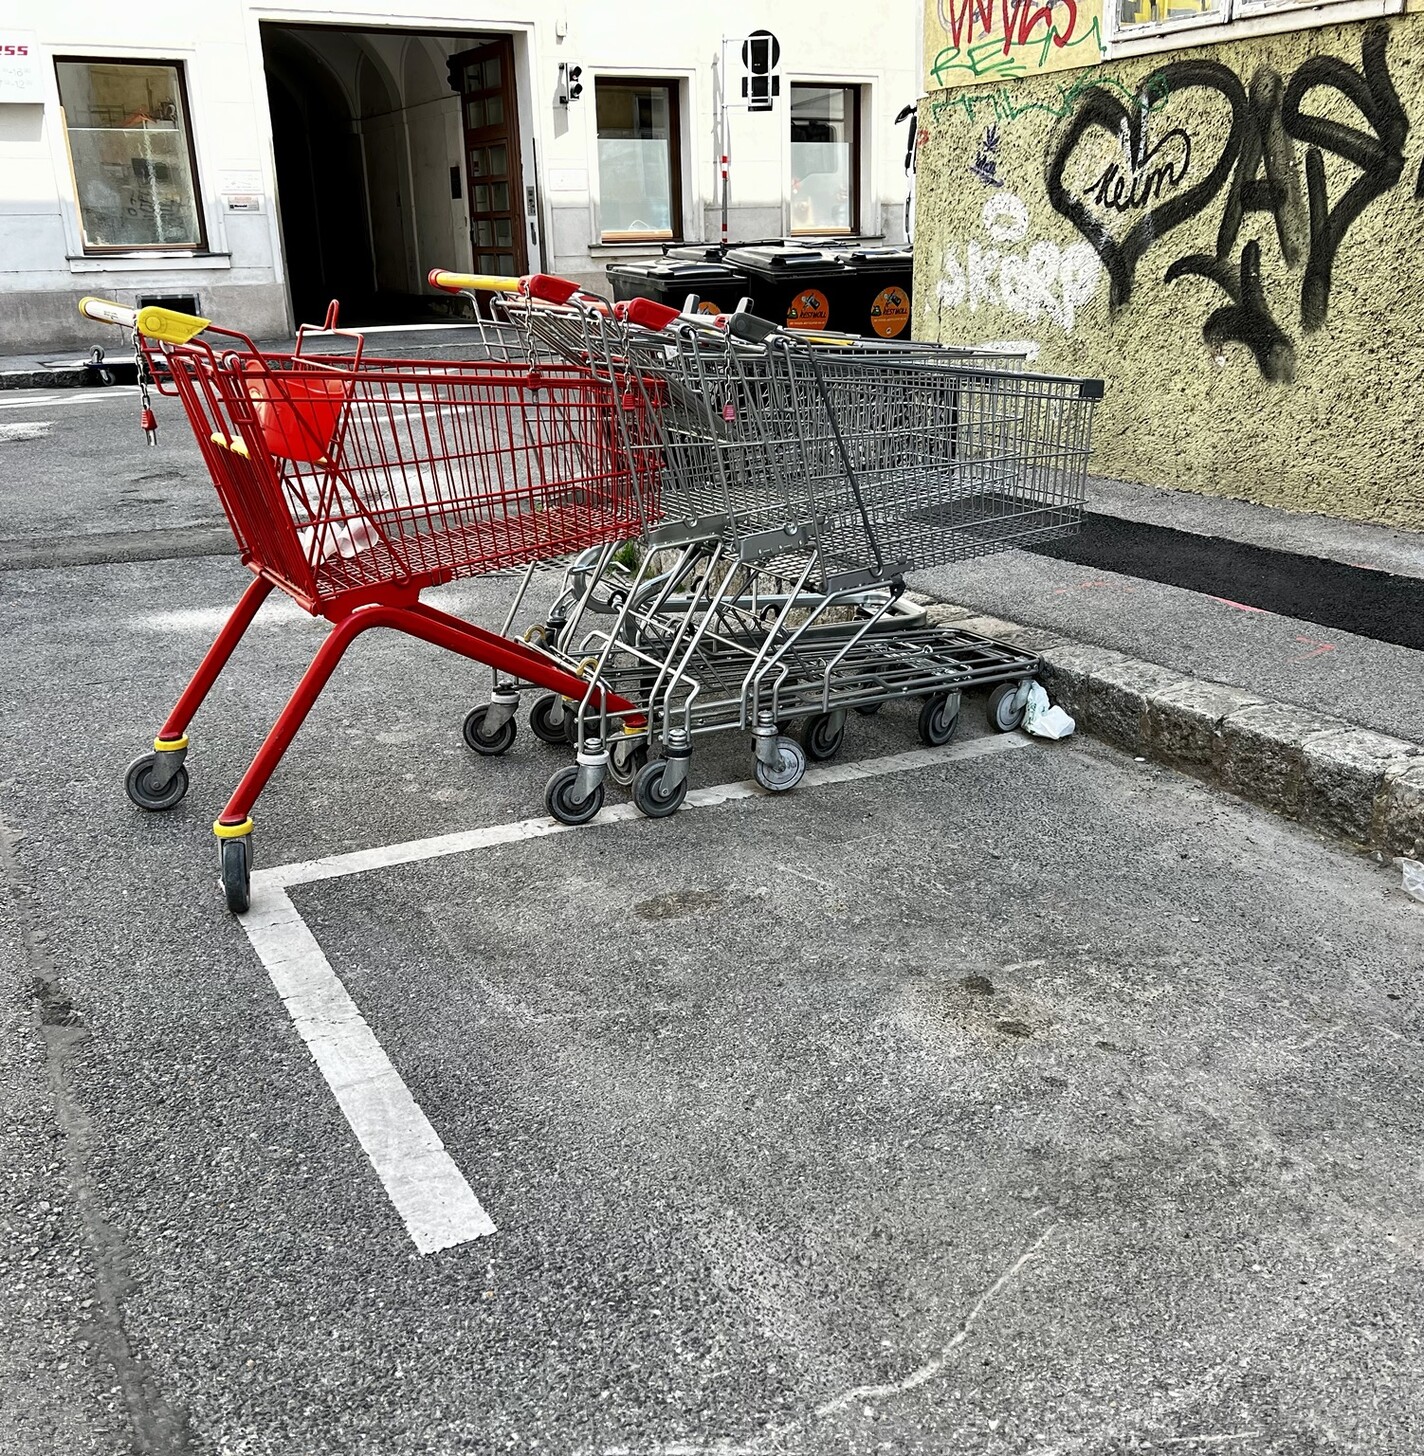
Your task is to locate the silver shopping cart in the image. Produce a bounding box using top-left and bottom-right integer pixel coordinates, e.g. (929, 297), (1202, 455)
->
(429, 271), (1102, 822)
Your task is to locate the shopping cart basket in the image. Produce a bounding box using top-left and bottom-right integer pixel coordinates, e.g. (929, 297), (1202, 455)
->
(80, 296), (661, 912)
(425, 277), (1102, 820)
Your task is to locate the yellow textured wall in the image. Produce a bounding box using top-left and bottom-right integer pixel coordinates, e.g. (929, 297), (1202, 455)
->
(914, 13), (1424, 527)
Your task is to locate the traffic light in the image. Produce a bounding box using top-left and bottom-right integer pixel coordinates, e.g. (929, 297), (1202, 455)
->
(557, 62), (583, 105)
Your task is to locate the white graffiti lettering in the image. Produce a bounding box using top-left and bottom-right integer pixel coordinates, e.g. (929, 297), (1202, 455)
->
(932, 192), (1102, 333)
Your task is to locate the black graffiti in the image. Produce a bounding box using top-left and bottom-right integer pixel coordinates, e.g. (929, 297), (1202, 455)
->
(1165, 242), (1296, 384)
(1282, 28), (1407, 330)
(1216, 68), (1306, 269)
(1086, 127), (1191, 212)
(1046, 60), (1244, 311)
(1046, 23), (1411, 380)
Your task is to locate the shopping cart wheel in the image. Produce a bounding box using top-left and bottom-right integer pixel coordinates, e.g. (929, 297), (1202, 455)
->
(125, 752), (190, 812)
(795, 713), (845, 763)
(854, 703), (884, 717)
(219, 837), (251, 915)
(608, 738), (650, 788)
(917, 691), (962, 747)
(529, 694), (575, 747)
(987, 681), (1029, 733)
(754, 737), (807, 794)
(544, 765), (605, 826)
(631, 759), (688, 818)
(463, 705), (518, 757)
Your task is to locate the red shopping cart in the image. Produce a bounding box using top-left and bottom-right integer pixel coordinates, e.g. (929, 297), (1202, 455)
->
(79, 296), (660, 913)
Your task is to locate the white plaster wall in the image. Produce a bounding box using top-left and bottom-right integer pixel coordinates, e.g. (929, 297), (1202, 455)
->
(0, 0), (919, 348)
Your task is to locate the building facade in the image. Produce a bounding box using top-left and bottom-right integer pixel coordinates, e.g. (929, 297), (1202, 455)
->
(914, 0), (1424, 527)
(0, 1), (919, 350)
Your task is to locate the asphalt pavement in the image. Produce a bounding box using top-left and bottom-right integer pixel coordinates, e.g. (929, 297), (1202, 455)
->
(1, 376), (1422, 1456)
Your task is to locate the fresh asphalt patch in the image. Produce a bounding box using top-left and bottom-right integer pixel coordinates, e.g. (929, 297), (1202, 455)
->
(1030, 511), (1424, 652)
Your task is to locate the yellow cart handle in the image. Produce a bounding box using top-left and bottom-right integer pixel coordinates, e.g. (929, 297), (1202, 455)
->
(78, 296), (210, 344)
(428, 269), (524, 294)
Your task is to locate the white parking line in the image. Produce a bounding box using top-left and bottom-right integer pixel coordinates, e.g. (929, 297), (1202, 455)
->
(0, 387), (138, 409)
(240, 732), (1035, 1255)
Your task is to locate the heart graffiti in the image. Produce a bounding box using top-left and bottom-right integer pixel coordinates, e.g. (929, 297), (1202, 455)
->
(1046, 59), (1248, 310)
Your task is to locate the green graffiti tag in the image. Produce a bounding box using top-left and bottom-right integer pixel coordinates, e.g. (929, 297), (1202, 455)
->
(929, 15), (1106, 87)
(928, 62), (1169, 131)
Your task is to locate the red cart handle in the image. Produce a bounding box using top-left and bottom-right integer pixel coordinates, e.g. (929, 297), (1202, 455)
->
(613, 297), (682, 330)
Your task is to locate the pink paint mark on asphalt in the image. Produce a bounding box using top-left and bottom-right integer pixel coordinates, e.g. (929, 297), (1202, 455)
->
(1207, 595), (1271, 615)
(1292, 636), (1337, 661)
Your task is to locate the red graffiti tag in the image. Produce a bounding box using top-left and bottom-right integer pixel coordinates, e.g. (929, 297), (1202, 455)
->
(940, 0), (1081, 57)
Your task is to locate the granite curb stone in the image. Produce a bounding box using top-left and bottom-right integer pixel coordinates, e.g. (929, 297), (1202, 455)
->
(1376, 763), (1424, 859)
(1215, 702), (1349, 820)
(1300, 729), (1423, 845)
(1085, 658), (1190, 754)
(909, 589), (1424, 859)
(1147, 679), (1267, 777)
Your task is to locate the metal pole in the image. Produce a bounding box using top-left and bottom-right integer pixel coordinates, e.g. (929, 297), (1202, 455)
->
(718, 38), (729, 248)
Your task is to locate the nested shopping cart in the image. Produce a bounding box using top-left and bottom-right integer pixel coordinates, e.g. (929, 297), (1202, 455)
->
(429, 273), (1103, 820)
(79, 296), (662, 912)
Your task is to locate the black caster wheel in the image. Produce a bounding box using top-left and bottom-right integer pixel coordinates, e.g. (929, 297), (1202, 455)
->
(125, 752), (190, 812)
(529, 693), (572, 746)
(632, 758), (688, 818)
(463, 705), (517, 756)
(795, 712), (845, 762)
(754, 736), (808, 793)
(544, 765), (604, 826)
(220, 836), (251, 915)
(607, 738), (650, 788)
(917, 690), (962, 747)
(988, 681), (1029, 733)
(854, 702), (884, 718)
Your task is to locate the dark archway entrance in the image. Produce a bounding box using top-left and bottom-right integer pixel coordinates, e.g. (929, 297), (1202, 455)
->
(262, 30), (375, 329)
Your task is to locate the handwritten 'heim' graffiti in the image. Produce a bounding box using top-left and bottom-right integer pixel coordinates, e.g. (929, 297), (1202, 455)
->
(1046, 22), (1413, 383)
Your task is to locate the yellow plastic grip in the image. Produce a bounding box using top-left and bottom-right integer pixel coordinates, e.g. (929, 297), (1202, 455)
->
(428, 268), (523, 294)
(134, 305), (211, 345)
(78, 296), (210, 342)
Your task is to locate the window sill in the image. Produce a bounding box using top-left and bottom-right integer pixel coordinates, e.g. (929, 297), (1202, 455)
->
(1105, 0), (1402, 55)
(66, 252), (233, 274)
(587, 240), (686, 257)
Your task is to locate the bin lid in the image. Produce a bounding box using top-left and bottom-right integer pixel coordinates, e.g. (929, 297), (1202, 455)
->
(661, 244), (724, 263)
(837, 250), (913, 275)
(607, 259), (746, 282)
(724, 245), (845, 274)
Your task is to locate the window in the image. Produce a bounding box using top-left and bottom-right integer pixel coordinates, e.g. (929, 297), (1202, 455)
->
(595, 79), (681, 241)
(1112, 0), (1371, 40)
(790, 84), (860, 235)
(55, 59), (205, 252)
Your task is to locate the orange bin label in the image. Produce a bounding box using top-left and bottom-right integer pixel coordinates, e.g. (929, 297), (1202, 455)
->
(786, 288), (830, 330)
(870, 286), (910, 338)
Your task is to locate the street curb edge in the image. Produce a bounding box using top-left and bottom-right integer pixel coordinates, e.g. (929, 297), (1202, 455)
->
(910, 594), (1424, 861)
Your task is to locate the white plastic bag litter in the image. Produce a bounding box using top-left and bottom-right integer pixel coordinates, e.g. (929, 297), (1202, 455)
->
(1019, 681), (1076, 740)
(1403, 858), (1424, 904)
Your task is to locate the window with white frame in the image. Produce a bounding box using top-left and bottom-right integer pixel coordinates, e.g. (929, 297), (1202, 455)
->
(789, 83), (861, 234)
(55, 59), (205, 251)
(1112, 0), (1378, 39)
(595, 78), (682, 241)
